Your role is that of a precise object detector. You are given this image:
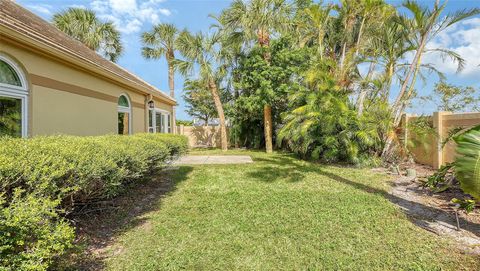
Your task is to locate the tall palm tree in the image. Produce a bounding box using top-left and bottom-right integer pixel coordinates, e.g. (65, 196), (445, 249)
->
(53, 8), (123, 62)
(374, 19), (414, 101)
(381, 0), (479, 158)
(354, 1), (393, 115)
(335, 0), (359, 71)
(141, 24), (179, 99)
(141, 24), (180, 131)
(391, 1), (478, 125)
(216, 0), (294, 153)
(295, 2), (333, 58)
(175, 31), (229, 151)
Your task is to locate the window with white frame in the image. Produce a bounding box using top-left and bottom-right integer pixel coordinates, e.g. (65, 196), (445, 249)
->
(0, 54), (28, 138)
(147, 101), (171, 133)
(117, 94), (131, 135)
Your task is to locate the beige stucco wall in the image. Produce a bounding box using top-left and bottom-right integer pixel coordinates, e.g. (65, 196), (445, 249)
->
(404, 112), (480, 169)
(1, 41), (173, 136)
(442, 113), (480, 164)
(177, 125), (227, 148)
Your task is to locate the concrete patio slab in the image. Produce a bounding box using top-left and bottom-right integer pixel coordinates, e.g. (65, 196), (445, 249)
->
(175, 155), (253, 165)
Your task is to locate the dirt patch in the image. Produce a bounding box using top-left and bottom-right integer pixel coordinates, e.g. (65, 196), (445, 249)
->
(382, 164), (480, 255)
(56, 166), (192, 270)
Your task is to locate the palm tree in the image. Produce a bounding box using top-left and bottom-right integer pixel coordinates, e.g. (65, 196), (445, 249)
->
(382, 0), (479, 158)
(335, 0), (359, 71)
(391, 1), (478, 125)
(141, 24), (179, 99)
(354, 1), (394, 115)
(295, 2), (333, 58)
(216, 0), (294, 153)
(53, 8), (123, 62)
(374, 19), (414, 101)
(141, 24), (180, 131)
(175, 31), (229, 151)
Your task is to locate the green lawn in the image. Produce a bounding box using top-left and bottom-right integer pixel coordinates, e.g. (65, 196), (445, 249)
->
(106, 150), (478, 270)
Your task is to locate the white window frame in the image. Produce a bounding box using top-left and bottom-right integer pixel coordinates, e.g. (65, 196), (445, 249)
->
(148, 107), (171, 134)
(0, 54), (28, 138)
(117, 94), (132, 135)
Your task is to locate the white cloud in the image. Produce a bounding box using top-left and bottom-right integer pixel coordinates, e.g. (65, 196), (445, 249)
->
(121, 19), (143, 34)
(90, 0), (171, 34)
(68, 4), (87, 9)
(109, 0), (137, 14)
(27, 4), (52, 15)
(158, 8), (171, 16)
(423, 17), (480, 78)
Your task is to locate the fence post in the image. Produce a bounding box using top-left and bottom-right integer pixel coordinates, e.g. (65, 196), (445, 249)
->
(432, 111), (449, 169)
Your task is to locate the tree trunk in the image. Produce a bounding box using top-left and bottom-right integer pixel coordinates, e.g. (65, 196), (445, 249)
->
(258, 29), (273, 153)
(382, 55), (423, 159)
(168, 63), (175, 98)
(393, 59), (421, 126)
(339, 42), (347, 69)
(354, 16), (366, 58)
(356, 61), (376, 116)
(391, 21), (432, 124)
(382, 63), (395, 101)
(264, 104), (273, 153)
(208, 79), (228, 151)
(382, 2), (441, 160)
(317, 14), (330, 59)
(167, 54), (176, 133)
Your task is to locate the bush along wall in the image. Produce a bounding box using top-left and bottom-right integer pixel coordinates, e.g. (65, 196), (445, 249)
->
(0, 134), (188, 270)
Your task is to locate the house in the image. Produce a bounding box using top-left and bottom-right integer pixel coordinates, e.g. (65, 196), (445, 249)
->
(0, 0), (175, 138)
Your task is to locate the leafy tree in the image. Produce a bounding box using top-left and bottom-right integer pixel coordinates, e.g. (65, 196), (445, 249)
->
(231, 38), (309, 148)
(217, 0), (294, 153)
(175, 31), (229, 151)
(422, 82), (480, 113)
(183, 78), (230, 125)
(52, 8), (123, 62)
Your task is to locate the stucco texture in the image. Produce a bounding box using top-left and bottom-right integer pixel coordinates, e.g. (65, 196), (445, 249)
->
(1, 42), (173, 136)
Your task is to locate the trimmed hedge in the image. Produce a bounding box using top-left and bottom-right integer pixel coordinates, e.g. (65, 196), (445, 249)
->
(0, 133), (188, 270)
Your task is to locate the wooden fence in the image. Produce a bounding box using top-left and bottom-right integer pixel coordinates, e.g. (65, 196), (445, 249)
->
(402, 111), (480, 169)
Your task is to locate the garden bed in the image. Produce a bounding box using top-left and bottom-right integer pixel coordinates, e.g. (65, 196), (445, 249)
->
(387, 163), (480, 254)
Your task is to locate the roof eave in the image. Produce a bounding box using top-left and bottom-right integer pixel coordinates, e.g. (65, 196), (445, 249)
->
(0, 24), (177, 106)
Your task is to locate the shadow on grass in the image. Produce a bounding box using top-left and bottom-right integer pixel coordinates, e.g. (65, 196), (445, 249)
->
(248, 154), (480, 238)
(59, 166), (193, 270)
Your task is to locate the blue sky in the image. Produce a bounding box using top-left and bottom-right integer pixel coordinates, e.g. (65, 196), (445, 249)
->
(18, 0), (480, 119)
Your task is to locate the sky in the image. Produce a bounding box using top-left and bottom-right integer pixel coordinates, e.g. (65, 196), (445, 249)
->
(17, 0), (480, 119)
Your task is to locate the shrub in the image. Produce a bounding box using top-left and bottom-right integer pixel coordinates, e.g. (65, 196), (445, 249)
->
(0, 133), (188, 270)
(176, 119), (194, 126)
(0, 190), (74, 271)
(278, 88), (380, 164)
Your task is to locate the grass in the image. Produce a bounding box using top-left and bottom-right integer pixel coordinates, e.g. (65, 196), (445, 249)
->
(105, 150), (479, 270)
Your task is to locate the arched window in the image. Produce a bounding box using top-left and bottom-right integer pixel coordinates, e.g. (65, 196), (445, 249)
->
(117, 94), (131, 135)
(0, 54), (28, 138)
